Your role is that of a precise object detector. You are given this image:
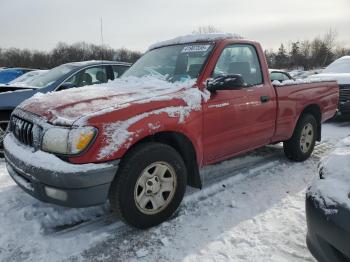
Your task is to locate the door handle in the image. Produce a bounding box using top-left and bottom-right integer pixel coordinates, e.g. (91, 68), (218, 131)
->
(260, 95), (270, 103)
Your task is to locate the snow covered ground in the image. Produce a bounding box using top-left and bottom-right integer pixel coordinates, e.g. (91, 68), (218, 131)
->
(0, 121), (349, 262)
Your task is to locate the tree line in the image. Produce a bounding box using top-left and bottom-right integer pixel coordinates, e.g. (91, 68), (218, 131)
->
(265, 30), (350, 70)
(0, 42), (142, 69)
(1, 29), (350, 71)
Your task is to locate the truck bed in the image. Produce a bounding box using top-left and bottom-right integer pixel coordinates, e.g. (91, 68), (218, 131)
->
(272, 80), (339, 142)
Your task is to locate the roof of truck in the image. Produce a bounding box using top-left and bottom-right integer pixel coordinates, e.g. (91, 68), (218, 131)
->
(148, 33), (244, 50)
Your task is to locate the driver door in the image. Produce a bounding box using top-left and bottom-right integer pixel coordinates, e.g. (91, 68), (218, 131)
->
(203, 44), (275, 163)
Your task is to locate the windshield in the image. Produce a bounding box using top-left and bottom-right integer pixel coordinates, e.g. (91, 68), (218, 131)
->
(123, 43), (213, 82)
(26, 64), (77, 88)
(323, 58), (350, 74)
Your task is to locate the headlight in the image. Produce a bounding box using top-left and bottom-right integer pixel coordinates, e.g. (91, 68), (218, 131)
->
(42, 126), (97, 155)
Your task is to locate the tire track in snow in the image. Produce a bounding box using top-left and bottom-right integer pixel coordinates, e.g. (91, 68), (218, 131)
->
(51, 142), (333, 237)
(80, 147), (326, 261)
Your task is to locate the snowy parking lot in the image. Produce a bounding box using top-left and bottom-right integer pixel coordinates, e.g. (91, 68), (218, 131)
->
(0, 121), (349, 262)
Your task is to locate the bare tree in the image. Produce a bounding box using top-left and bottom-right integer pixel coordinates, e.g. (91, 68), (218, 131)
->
(267, 29), (346, 70)
(0, 42), (142, 68)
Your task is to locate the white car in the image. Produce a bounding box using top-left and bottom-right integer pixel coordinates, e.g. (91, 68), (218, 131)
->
(309, 56), (350, 116)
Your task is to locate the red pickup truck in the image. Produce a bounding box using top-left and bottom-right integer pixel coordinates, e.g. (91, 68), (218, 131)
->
(4, 33), (339, 228)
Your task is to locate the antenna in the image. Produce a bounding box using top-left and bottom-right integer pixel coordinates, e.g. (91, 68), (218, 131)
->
(100, 17), (104, 61)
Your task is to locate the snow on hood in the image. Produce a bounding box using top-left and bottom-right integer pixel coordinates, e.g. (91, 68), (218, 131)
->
(148, 32), (243, 50)
(19, 76), (209, 126)
(308, 73), (350, 85)
(307, 136), (350, 214)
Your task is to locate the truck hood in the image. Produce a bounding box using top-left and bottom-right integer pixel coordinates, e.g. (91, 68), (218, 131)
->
(18, 76), (205, 126)
(309, 73), (350, 85)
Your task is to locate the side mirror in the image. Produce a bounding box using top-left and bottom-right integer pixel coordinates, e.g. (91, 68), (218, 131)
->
(206, 74), (246, 92)
(58, 82), (76, 90)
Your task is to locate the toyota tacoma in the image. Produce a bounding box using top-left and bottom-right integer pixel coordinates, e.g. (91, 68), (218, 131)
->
(4, 33), (339, 228)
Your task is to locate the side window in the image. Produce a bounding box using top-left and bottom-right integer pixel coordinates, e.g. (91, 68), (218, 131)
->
(64, 66), (108, 88)
(270, 72), (283, 82)
(213, 45), (263, 86)
(112, 65), (129, 79)
(270, 72), (291, 82)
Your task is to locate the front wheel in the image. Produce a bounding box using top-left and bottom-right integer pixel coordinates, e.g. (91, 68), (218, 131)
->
(283, 114), (317, 162)
(109, 142), (187, 229)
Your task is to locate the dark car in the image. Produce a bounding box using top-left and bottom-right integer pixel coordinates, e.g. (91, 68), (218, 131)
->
(306, 137), (350, 262)
(0, 60), (131, 155)
(269, 69), (294, 82)
(0, 68), (37, 84)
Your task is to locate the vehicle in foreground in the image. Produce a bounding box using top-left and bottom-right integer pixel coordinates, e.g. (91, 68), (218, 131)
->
(0, 68), (37, 84)
(306, 137), (350, 262)
(269, 69), (293, 82)
(0, 60), (131, 155)
(309, 56), (350, 116)
(3, 69), (48, 86)
(4, 33), (339, 228)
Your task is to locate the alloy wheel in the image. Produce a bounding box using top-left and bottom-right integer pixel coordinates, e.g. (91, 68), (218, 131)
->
(134, 161), (177, 215)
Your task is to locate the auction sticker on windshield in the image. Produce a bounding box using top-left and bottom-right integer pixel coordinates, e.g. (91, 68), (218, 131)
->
(181, 45), (210, 53)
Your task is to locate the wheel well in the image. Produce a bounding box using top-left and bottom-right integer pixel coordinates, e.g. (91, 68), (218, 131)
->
(300, 104), (322, 141)
(126, 132), (202, 189)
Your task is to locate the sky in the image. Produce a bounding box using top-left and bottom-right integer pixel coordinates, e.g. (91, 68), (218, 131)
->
(0, 0), (349, 52)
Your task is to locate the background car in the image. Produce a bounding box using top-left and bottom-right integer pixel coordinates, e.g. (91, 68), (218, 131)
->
(269, 69), (294, 82)
(0, 60), (131, 156)
(306, 137), (350, 262)
(309, 56), (350, 116)
(0, 68), (37, 84)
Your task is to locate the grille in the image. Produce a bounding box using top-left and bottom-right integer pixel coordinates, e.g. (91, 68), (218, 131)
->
(339, 85), (350, 103)
(10, 116), (35, 146)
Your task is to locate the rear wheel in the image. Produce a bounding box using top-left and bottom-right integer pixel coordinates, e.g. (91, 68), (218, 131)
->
(109, 142), (187, 229)
(283, 114), (317, 162)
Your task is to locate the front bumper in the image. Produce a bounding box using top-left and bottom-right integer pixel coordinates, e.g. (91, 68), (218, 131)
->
(4, 133), (119, 207)
(306, 194), (350, 262)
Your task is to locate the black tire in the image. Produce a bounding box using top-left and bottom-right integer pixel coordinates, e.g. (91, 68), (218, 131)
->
(109, 142), (187, 229)
(283, 114), (317, 162)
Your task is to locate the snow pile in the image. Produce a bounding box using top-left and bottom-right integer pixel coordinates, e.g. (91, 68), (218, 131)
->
(307, 136), (350, 214)
(149, 32), (243, 50)
(272, 77), (336, 87)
